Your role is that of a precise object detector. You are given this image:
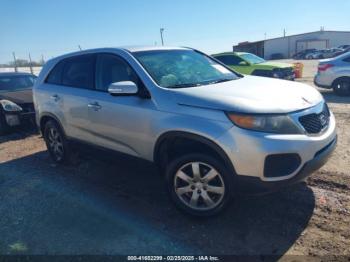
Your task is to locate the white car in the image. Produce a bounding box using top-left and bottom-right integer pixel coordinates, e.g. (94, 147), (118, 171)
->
(314, 52), (350, 96)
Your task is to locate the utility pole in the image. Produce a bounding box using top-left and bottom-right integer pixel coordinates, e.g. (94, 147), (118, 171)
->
(12, 52), (18, 72)
(283, 29), (286, 37)
(41, 54), (45, 65)
(28, 53), (34, 74)
(78, 45), (82, 51)
(160, 28), (165, 46)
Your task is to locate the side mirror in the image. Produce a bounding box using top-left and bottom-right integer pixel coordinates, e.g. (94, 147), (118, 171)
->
(239, 61), (249, 66)
(108, 81), (138, 96)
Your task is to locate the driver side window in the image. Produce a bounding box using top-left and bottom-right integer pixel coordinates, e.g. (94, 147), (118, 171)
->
(95, 54), (139, 91)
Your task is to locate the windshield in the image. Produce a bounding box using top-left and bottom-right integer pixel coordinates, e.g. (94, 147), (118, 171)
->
(0, 75), (36, 91)
(133, 50), (239, 88)
(239, 53), (266, 64)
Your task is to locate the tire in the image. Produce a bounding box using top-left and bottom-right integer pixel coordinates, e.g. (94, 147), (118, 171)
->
(332, 78), (350, 96)
(165, 153), (233, 216)
(43, 120), (70, 163)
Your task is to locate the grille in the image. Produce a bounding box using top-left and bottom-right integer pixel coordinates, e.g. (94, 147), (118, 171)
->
(299, 104), (330, 134)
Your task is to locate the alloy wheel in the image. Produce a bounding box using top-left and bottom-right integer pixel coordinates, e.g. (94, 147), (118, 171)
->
(47, 127), (64, 161)
(174, 162), (225, 211)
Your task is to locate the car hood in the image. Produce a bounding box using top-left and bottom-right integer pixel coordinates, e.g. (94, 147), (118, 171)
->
(0, 88), (33, 104)
(258, 61), (294, 68)
(171, 75), (323, 114)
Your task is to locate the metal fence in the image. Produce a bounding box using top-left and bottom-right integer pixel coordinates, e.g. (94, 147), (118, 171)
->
(0, 66), (42, 76)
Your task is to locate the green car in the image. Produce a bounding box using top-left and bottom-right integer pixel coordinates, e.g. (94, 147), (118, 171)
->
(212, 52), (295, 80)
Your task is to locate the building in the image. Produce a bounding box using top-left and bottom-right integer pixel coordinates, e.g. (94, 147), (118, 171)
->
(233, 30), (350, 59)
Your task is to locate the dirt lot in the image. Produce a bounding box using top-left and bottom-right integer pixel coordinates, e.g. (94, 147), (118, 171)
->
(0, 60), (349, 258)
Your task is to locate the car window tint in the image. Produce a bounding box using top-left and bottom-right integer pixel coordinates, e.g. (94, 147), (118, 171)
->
(62, 55), (95, 89)
(46, 61), (65, 85)
(96, 54), (138, 91)
(215, 55), (243, 66)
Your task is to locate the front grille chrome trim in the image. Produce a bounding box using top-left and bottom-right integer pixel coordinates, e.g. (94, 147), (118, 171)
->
(289, 102), (330, 136)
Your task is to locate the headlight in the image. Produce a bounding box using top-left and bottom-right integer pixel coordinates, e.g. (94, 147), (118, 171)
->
(0, 100), (22, 112)
(227, 113), (302, 134)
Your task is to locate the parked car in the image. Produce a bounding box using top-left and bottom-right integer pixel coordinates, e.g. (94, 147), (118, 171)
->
(314, 52), (350, 96)
(293, 49), (317, 59)
(212, 52), (295, 80)
(34, 47), (337, 216)
(306, 48), (344, 59)
(338, 45), (350, 50)
(0, 72), (37, 135)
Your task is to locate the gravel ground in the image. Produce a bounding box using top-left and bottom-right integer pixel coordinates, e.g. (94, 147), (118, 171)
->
(0, 60), (349, 257)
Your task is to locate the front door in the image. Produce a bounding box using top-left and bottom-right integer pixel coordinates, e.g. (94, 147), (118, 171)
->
(88, 53), (157, 158)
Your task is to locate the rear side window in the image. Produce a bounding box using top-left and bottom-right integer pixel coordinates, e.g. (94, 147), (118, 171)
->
(62, 55), (95, 89)
(344, 56), (350, 63)
(215, 55), (244, 66)
(46, 61), (65, 85)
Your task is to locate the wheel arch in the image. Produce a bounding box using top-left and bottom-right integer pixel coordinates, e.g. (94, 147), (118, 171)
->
(153, 131), (236, 175)
(39, 113), (66, 136)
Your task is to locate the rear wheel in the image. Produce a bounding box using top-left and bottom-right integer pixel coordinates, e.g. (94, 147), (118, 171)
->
(332, 78), (350, 96)
(166, 153), (233, 216)
(43, 120), (70, 163)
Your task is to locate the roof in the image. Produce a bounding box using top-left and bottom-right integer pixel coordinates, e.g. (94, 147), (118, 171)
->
(212, 51), (250, 56)
(234, 30), (350, 47)
(122, 46), (190, 52)
(45, 46), (192, 64)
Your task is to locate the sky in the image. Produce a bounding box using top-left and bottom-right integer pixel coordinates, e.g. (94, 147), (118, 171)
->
(0, 0), (349, 64)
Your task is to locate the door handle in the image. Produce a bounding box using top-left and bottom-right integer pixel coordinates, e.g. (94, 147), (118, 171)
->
(50, 94), (60, 102)
(88, 102), (102, 111)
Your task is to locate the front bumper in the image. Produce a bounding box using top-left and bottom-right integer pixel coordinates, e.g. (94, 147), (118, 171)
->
(234, 136), (337, 193)
(4, 111), (35, 126)
(216, 106), (337, 185)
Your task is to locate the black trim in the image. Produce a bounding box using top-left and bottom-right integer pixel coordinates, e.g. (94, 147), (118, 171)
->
(153, 131), (236, 174)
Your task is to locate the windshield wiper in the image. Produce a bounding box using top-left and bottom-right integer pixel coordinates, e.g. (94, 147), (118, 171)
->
(208, 78), (234, 84)
(166, 83), (202, 89)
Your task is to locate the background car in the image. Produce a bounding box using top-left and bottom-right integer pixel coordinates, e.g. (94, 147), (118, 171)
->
(314, 52), (350, 96)
(306, 48), (344, 59)
(293, 49), (317, 59)
(0, 72), (37, 134)
(338, 45), (350, 50)
(213, 52), (295, 80)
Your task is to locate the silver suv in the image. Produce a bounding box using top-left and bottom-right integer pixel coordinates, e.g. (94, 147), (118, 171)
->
(314, 52), (350, 96)
(34, 47), (337, 216)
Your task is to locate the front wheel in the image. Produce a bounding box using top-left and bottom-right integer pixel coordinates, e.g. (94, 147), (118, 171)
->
(43, 120), (70, 163)
(166, 154), (233, 216)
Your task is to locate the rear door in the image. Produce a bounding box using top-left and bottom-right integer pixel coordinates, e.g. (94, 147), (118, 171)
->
(42, 54), (96, 142)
